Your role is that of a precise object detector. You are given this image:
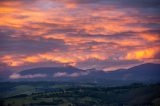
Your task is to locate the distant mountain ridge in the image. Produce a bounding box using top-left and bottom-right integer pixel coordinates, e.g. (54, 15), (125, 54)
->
(106, 63), (160, 81)
(20, 66), (84, 76)
(7, 63), (160, 84)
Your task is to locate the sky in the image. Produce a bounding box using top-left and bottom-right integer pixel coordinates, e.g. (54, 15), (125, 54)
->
(0, 0), (160, 73)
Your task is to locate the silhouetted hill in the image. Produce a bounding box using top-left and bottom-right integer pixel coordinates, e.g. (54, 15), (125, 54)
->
(20, 66), (83, 76)
(9, 63), (160, 84)
(106, 63), (160, 82)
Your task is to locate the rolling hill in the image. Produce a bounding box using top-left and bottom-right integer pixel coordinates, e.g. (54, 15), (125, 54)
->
(8, 63), (160, 84)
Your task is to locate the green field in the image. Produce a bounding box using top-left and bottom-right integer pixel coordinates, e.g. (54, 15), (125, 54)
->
(0, 82), (160, 106)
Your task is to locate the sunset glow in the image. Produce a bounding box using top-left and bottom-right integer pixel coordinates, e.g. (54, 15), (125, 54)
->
(0, 0), (160, 72)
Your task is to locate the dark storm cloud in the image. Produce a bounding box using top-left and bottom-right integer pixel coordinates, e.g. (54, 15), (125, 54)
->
(0, 27), (67, 55)
(118, 0), (160, 8)
(22, 22), (80, 36)
(59, 0), (160, 8)
(1, 0), (160, 9)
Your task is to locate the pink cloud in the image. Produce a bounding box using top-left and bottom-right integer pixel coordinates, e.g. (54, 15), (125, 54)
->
(9, 73), (47, 79)
(53, 72), (68, 77)
(53, 72), (89, 78)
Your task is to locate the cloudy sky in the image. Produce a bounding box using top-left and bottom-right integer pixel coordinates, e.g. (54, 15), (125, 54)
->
(0, 0), (160, 72)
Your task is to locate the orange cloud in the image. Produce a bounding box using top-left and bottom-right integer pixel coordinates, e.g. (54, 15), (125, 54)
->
(1, 51), (107, 67)
(141, 33), (160, 42)
(43, 34), (107, 45)
(1, 55), (43, 67)
(66, 3), (77, 9)
(1, 55), (24, 67)
(125, 47), (159, 60)
(39, 52), (107, 63)
(117, 39), (143, 46)
(0, 7), (17, 13)
(22, 56), (42, 63)
(0, 0), (159, 70)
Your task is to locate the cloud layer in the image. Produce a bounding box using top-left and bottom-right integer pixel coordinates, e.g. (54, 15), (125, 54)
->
(0, 0), (160, 72)
(9, 73), (47, 79)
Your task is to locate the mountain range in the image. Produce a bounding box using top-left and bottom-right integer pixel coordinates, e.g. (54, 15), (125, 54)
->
(2, 63), (160, 85)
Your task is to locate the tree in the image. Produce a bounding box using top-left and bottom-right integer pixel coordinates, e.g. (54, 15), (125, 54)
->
(0, 100), (4, 106)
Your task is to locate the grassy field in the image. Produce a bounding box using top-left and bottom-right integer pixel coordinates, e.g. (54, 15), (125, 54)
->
(0, 82), (160, 106)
